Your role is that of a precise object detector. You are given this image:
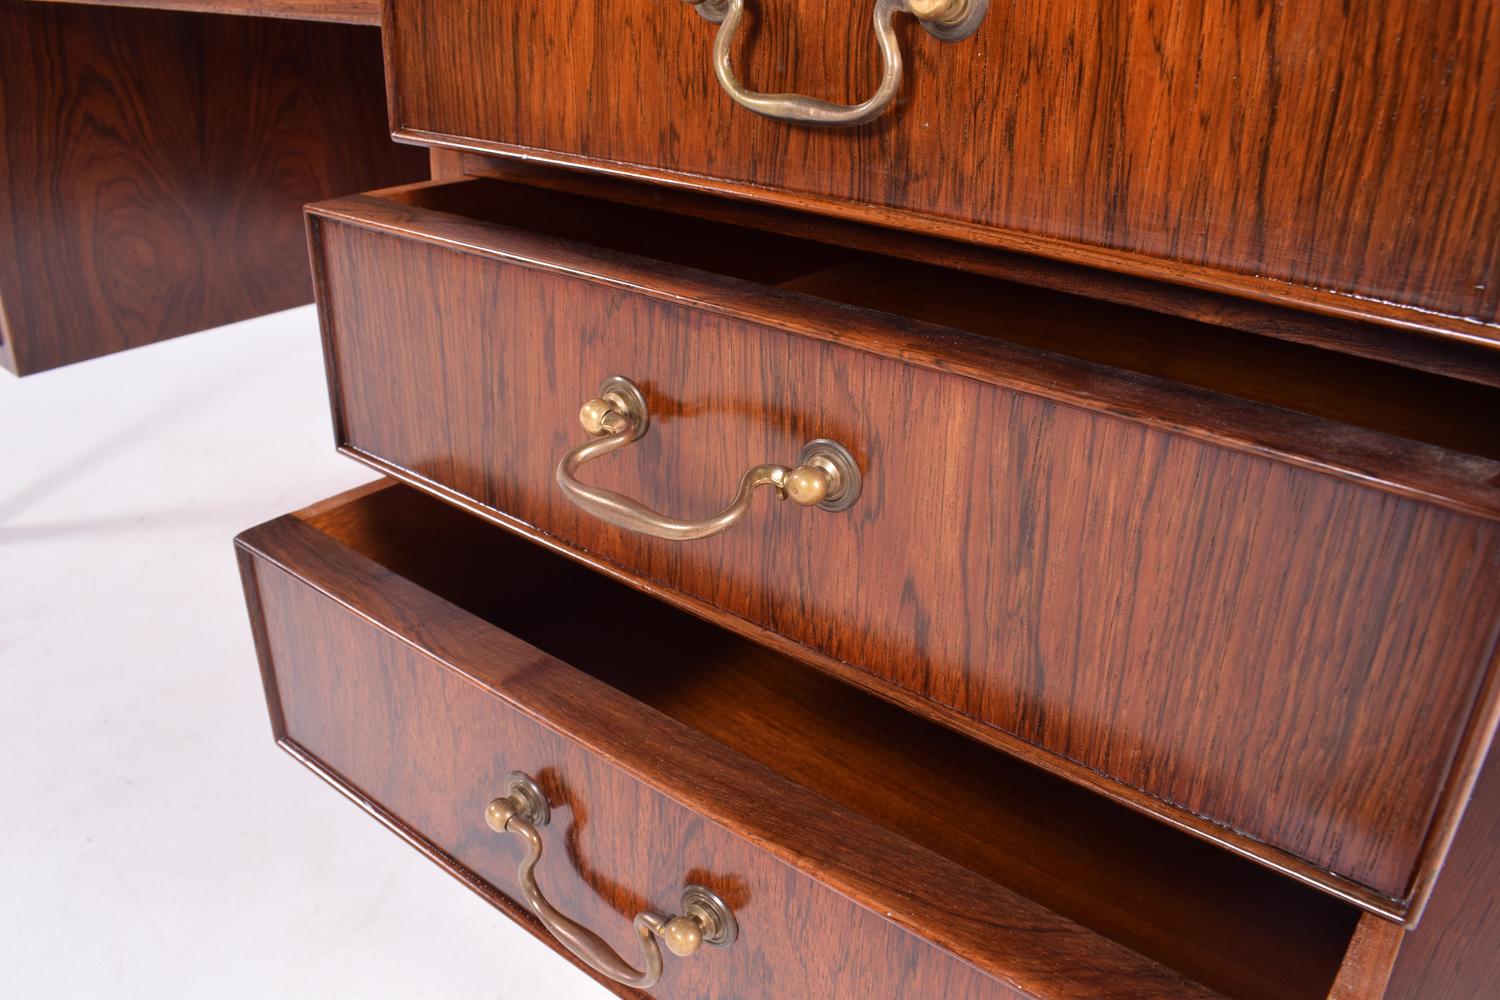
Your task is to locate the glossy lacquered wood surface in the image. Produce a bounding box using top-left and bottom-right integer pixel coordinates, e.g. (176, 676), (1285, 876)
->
(306, 182), (1500, 912)
(237, 483), (1372, 1000)
(385, 0), (1500, 349)
(23, 0), (381, 24)
(0, 3), (423, 375)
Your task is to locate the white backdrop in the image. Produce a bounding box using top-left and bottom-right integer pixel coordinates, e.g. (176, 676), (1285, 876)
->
(0, 307), (611, 999)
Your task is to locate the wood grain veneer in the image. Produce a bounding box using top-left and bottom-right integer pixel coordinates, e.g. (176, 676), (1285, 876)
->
(0, 2), (424, 375)
(305, 179), (1500, 913)
(384, 0), (1500, 349)
(237, 482), (1372, 1000)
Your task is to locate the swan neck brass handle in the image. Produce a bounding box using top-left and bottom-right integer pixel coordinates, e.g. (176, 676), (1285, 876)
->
(684, 0), (987, 126)
(485, 773), (737, 990)
(555, 376), (861, 541)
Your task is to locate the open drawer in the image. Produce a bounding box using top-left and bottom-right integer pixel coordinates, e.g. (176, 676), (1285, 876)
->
(306, 175), (1500, 917)
(236, 481), (1402, 1000)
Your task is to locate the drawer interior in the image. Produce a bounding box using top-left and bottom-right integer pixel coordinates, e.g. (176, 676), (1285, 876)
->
(387, 178), (1500, 462)
(299, 483), (1367, 1000)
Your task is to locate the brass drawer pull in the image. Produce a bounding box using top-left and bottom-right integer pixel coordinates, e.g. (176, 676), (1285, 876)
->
(486, 773), (738, 989)
(684, 0), (987, 126)
(555, 376), (862, 541)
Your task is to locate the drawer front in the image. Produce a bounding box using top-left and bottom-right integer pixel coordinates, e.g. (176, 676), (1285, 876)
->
(237, 489), (1221, 1000)
(385, 0), (1499, 341)
(308, 190), (1500, 908)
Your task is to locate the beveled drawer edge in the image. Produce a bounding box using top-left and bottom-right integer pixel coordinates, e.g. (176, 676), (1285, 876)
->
(330, 445), (1413, 925)
(305, 208), (352, 469)
(304, 193), (1500, 522)
(387, 128), (1500, 351)
(235, 511), (1222, 999)
(236, 542), (287, 740)
(277, 737), (645, 1000)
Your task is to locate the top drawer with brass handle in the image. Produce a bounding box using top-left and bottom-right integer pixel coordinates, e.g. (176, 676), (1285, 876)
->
(383, 0), (1500, 345)
(306, 175), (1500, 921)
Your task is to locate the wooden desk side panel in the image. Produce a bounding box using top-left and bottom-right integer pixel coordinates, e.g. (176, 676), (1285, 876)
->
(0, 3), (425, 375)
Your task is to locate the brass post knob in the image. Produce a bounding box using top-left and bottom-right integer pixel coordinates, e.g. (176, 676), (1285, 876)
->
(782, 464), (829, 506)
(578, 397), (618, 437)
(659, 915), (705, 957)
